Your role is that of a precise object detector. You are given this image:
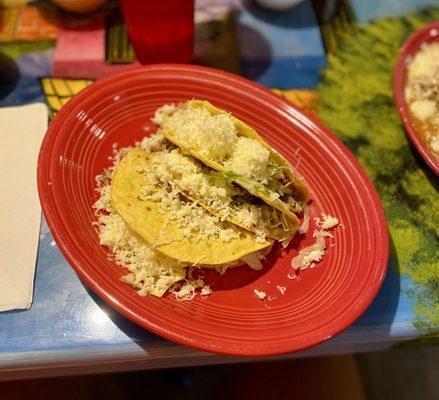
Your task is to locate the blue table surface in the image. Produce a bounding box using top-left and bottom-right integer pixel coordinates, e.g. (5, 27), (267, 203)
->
(0, 0), (435, 372)
(0, 218), (421, 362)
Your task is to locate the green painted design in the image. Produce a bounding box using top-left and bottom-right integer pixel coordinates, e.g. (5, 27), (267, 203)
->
(0, 40), (54, 60)
(317, 9), (439, 330)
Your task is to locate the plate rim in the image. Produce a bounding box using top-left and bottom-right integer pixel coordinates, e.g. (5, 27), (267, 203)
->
(393, 21), (439, 176)
(38, 64), (389, 356)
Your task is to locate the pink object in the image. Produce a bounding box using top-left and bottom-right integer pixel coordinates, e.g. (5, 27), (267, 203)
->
(52, 16), (140, 79)
(119, 0), (194, 63)
(394, 21), (439, 175)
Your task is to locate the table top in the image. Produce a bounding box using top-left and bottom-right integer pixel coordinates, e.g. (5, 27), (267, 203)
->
(0, 0), (437, 379)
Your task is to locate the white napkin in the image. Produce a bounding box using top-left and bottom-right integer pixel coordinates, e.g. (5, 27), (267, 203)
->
(0, 103), (48, 312)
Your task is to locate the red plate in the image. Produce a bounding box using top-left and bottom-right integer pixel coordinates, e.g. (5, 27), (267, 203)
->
(394, 21), (439, 175)
(38, 65), (389, 356)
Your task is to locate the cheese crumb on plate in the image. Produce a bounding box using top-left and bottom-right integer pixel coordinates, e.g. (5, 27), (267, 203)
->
(254, 289), (266, 300)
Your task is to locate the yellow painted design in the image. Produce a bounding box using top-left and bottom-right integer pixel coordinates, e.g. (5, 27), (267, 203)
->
(40, 78), (94, 118)
(51, 78), (71, 97)
(41, 78), (54, 95)
(66, 79), (92, 94)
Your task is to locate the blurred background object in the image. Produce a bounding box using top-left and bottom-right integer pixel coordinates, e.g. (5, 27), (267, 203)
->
(119, 0), (194, 64)
(312, 0), (354, 52)
(0, 0), (28, 7)
(0, 52), (19, 100)
(254, 0), (306, 11)
(51, 0), (107, 14)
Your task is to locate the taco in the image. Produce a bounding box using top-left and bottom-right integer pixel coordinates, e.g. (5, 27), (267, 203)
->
(111, 147), (272, 266)
(138, 133), (298, 244)
(158, 100), (310, 226)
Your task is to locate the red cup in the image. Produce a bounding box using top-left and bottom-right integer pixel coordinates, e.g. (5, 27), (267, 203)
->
(119, 0), (194, 64)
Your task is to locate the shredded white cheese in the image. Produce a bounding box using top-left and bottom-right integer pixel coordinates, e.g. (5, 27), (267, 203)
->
(410, 99), (436, 121)
(134, 139), (277, 243)
(137, 153), (240, 244)
(97, 212), (187, 297)
(408, 42), (439, 81)
(151, 104), (177, 125)
(314, 213), (339, 230)
(224, 136), (271, 183)
(94, 101), (315, 300)
(162, 104), (237, 162)
(291, 230), (333, 271)
(276, 285), (287, 295)
(201, 286), (212, 296)
(159, 101), (292, 192)
(138, 132), (169, 153)
(93, 146), (216, 299)
(405, 42), (439, 153)
(170, 278), (212, 301)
